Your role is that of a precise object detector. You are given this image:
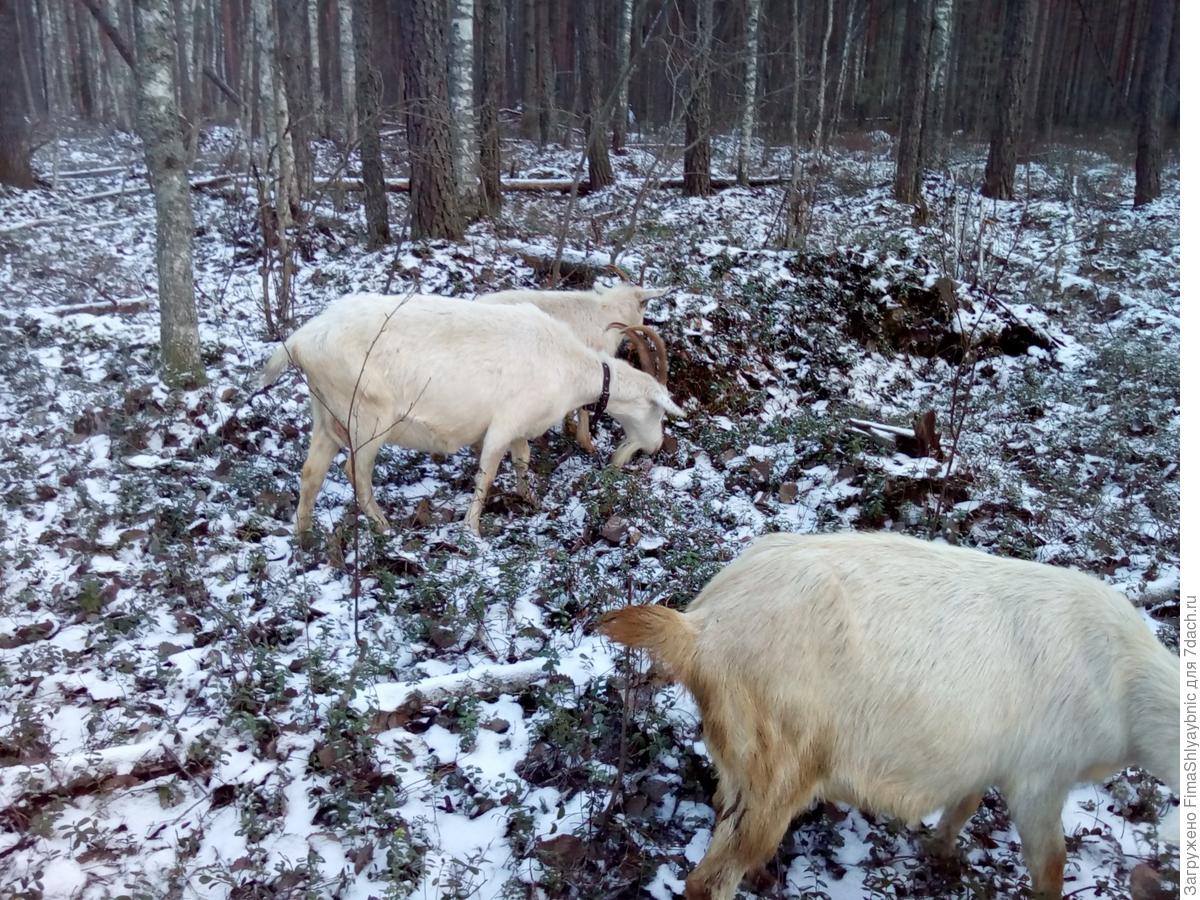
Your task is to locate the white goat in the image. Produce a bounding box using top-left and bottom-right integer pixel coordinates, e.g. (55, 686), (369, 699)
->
(477, 282), (670, 452)
(600, 532), (1178, 900)
(476, 282), (668, 356)
(258, 293), (684, 534)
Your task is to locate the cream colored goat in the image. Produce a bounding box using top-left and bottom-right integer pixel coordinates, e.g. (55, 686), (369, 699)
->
(258, 294), (684, 534)
(476, 282), (667, 355)
(477, 283), (670, 451)
(601, 532), (1178, 900)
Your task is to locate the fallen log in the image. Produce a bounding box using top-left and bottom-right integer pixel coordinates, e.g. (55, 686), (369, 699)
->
(320, 173), (788, 196)
(74, 172), (243, 204)
(52, 299), (150, 317)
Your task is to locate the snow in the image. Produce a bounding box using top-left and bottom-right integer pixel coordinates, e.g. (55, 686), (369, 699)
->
(0, 127), (1178, 899)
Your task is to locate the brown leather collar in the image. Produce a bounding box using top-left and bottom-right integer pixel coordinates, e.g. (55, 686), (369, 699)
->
(588, 362), (611, 435)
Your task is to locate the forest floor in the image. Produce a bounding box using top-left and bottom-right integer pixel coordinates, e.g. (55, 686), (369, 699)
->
(0, 124), (1180, 899)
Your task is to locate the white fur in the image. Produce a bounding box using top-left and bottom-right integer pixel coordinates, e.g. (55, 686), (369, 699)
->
(258, 293), (683, 534)
(476, 283), (667, 355)
(605, 532), (1179, 899)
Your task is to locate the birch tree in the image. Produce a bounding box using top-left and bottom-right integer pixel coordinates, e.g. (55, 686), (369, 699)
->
(448, 0), (478, 218)
(132, 0), (204, 386)
(612, 0), (634, 153)
(0, 0), (35, 187)
(735, 0), (761, 185)
(336, 0), (355, 143)
(924, 0), (955, 166)
(811, 0), (834, 152)
(252, 0), (296, 331)
(307, 0), (324, 135)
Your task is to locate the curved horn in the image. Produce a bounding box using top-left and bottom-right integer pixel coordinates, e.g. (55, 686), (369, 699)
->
(620, 326), (656, 376)
(603, 263), (633, 283)
(625, 324), (669, 384)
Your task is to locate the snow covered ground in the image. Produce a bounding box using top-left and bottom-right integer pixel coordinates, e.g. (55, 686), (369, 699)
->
(0, 123), (1179, 898)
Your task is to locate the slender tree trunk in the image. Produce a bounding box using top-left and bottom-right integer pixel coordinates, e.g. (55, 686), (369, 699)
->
(448, 0), (478, 218)
(307, 0), (324, 135)
(1134, 0), (1172, 207)
(277, 0), (313, 196)
(132, 0), (204, 386)
(683, 0), (713, 197)
(810, 0), (834, 151)
(399, 0), (462, 239)
(893, 0), (932, 203)
(830, 0), (859, 139)
(537, 0), (554, 145)
(336, 0), (355, 142)
(521, 0), (538, 138)
(252, 0), (295, 333)
(479, 0), (503, 215)
(611, 0), (634, 153)
(982, 0), (1033, 199)
(351, 0), (388, 246)
(924, 0), (954, 165)
(579, 0), (613, 189)
(736, 0), (761, 184)
(170, 0), (196, 142)
(0, 0), (35, 187)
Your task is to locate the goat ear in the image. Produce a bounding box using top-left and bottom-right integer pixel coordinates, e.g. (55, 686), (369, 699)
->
(637, 287), (670, 309)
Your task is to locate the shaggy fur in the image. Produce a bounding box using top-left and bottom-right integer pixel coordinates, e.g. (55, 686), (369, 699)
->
(259, 293), (683, 534)
(600, 532), (1179, 900)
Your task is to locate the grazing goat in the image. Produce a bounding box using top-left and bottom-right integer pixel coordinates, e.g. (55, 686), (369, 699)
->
(258, 294), (684, 534)
(477, 282), (670, 451)
(600, 532), (1178, 900)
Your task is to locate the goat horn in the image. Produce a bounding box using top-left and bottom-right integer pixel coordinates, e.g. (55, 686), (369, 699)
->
(604, 263), (633, 283)
(625, 324), (669, 384)
(620, 326), (656, 377)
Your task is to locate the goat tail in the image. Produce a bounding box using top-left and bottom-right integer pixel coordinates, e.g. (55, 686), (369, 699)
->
(598, 605), (697, 682)
(257, 344), (293, 390)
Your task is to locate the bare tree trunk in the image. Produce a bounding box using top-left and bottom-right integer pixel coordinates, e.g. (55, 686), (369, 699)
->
(893, 0), (932, 203)
(735, 0), (761, 185)
(132, 0), (204, 386)
(830, 0), (860, 139)
(521, 0), (538, 138)
(479, 0), (503, 215)
(683, 0), (713, 197)
(537, 0), (554, 145)
(982, 0), (1033, 200)
(307, 0), (324, 135)
(611, 0), (634, 153)
(352, 0), (388, 246)
(0, 0), (36, 187)
(253, 0), (295, 331)
(170, 0), (196, 146)
(399, 0), (462, 239)
(810, 0), (834, 151)
(448, 0), (478, 218)
(277, 0), (313, 196)
(924, 0), (954, 166)
(336, 0), (355, 142)
(1134, 0), (1171, 207)
(579, 0), (613, 189)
